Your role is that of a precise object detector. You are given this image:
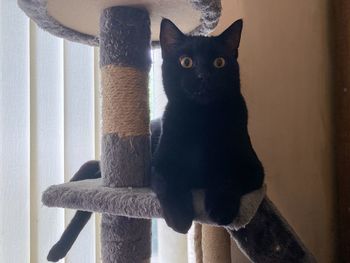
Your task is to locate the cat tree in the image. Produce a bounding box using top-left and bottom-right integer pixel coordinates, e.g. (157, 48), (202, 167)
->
(18, 0), (315, 262)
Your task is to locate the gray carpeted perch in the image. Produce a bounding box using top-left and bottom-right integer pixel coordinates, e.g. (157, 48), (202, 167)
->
(42, 179), (266, 231)
(42, 177), (316, 262)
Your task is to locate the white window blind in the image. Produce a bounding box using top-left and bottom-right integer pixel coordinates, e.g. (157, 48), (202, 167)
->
(0, 1), (30, 262)
(0, 1), (191, 262)
(0, 1), (100, 261)
(29, 18), (65, 263)
(63, 38), (96, 263)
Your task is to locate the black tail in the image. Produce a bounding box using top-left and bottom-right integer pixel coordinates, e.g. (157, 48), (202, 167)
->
(47, 119), (162, 261)
(47, 161), (101, 262)
(47, 211), (93, 262)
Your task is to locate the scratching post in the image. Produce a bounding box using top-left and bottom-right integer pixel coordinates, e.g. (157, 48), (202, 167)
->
(99, 7), (151, 262)
(201, 225), (231, 263)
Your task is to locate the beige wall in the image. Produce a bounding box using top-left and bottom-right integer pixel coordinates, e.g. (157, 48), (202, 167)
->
(216, 1), (336, 262)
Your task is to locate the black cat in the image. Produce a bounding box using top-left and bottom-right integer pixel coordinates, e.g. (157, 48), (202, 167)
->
(46, 18), (264, 261)
(151, 18), (264, 234)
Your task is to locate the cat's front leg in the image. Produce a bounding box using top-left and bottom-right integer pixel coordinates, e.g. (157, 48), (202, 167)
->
(204, 185), (241, 226)
(151, 170), (194, 234)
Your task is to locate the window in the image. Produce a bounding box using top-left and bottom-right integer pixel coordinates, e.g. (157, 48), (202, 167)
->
(0, 2), (190, 262)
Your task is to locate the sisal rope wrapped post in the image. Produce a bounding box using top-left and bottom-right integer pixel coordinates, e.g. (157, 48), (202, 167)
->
(99, 7), (151, 263)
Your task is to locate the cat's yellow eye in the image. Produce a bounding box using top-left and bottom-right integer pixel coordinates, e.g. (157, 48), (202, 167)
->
(179, 56), (193, 68)
(213, 57), (225, 68)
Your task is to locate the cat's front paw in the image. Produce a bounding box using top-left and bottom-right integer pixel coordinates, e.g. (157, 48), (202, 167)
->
(162, 204), (193, 234)
(205, 191), (240, 225)
(157, 191), (195, 234)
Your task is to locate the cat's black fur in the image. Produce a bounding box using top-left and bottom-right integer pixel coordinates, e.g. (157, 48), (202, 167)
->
(46, 18), (264, 261)
(151, 19), (264, 233)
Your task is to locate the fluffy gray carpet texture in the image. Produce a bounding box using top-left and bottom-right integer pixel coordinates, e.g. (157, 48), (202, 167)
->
(42, 178), (266, 231)
(18, 0), (221, 46)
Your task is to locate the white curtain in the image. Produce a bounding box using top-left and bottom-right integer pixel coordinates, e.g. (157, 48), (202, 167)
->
(0, 1), (190, 262)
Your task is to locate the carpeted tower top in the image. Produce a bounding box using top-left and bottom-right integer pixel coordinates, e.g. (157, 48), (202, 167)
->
(18, 0), (222, 45)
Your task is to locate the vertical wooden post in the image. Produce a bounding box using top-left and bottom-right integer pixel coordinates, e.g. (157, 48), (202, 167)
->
(333, 0), (350, 261)
(99, 7), (151, 262)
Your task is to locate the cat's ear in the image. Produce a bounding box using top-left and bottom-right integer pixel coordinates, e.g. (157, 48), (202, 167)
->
(160, 19), (185, 54)
(219, 19), (243, 53)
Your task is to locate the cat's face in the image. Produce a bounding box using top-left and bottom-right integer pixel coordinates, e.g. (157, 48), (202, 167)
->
(160, 19), (243, 105)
